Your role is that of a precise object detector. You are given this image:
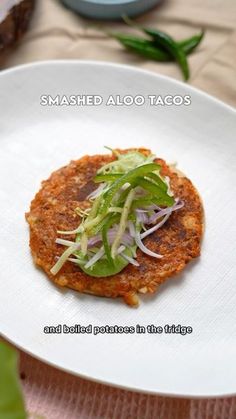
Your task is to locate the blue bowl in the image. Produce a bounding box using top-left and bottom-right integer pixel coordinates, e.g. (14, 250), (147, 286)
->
(61, 0), (162, 20)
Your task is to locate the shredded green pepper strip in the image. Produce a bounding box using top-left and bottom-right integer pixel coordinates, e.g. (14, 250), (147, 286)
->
(146, 172), (168, 192)
(115, 185), (133, 206)
(99, 163), (160, 216)
(137, 178), (174, 206)
(132, 195), (174, 209)
(94, 173), (123, 183)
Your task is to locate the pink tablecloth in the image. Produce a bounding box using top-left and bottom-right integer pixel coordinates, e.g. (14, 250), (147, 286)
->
(18, 347), (236, 419)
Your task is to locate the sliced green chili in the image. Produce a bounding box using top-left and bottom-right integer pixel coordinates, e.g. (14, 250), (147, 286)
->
(94, 173), (123, 183)
(145, 172), (168, 192)
(131, 197), (152, 209)
(138, 178), (163, 195)
(99, 163), (160, 216)
(132, 195), (174, 209)
(137, 178), (174, 206)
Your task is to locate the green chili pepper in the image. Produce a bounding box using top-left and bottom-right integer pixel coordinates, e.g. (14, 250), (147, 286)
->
(94, 173), (123, 183)
(145, 172), (168, 192)
(178, 31), (204, 55)
(116, 185), (133, 206)
(113, 32), (204, 64)
(138, 178), (164, 195)
(123, 16), (204, 56)
(137, 178), (174, 206)
(99, 163), (160, 216)
(110, 32), (172, 62)
(131, 197), (153, 209)
(144, 29), (189, 80)
(104, 24), (204, 72)
(132, 195), (173, 209)
(123, 16), (189, 80)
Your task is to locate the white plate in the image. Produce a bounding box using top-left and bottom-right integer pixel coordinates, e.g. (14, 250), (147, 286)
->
(0, 61), (236, 398)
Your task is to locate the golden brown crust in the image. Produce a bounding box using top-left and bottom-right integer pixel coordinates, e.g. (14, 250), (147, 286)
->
(26, 149), (204, 306)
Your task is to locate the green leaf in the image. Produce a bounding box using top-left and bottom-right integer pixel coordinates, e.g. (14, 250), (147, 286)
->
(75, 245), (137, 277)
(0, 342), (27, 419)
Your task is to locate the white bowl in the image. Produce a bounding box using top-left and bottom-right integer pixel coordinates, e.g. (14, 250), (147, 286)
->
(61, 0), (163, 20)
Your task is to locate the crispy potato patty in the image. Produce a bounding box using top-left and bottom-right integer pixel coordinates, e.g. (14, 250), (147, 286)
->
(26, 149), (204, 306)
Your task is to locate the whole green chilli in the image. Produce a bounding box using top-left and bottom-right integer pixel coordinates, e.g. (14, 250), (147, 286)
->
(106, 29), (204, 70)
(178, 31), (204, 54)
(143, 28), (189, 80)
(110, 32), (172, 62)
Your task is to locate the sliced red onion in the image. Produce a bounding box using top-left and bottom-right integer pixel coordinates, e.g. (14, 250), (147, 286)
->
(120, 252), (139, 267)
(107, 230), (133, 247)
(86, 225), (117, 247)
(136, 204), (162, 212)
(56, 238), (77, 247)
(67, 257), (82, 264)
(135, 210), (149, 224)
(87, 229), (133, 248)
(120, 233), (134, 246)
(56, 226), (133, 251)
(136, 207), (154, 213)
(134, 186), (147, 197)
(141, 213), (171, 240)
(117, 245), (126, 254)
(85, 244), (127, 269)
(147, 200), (184, 225)
(85, 246), (105, 269)
(128, 221), (136, 238)
(134, 230), (163, 259)
(147, 207), (172, 225)
(87, 235), (102, 247)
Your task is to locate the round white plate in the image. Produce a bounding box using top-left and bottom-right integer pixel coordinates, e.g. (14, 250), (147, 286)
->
(0, 61), (236, 398)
